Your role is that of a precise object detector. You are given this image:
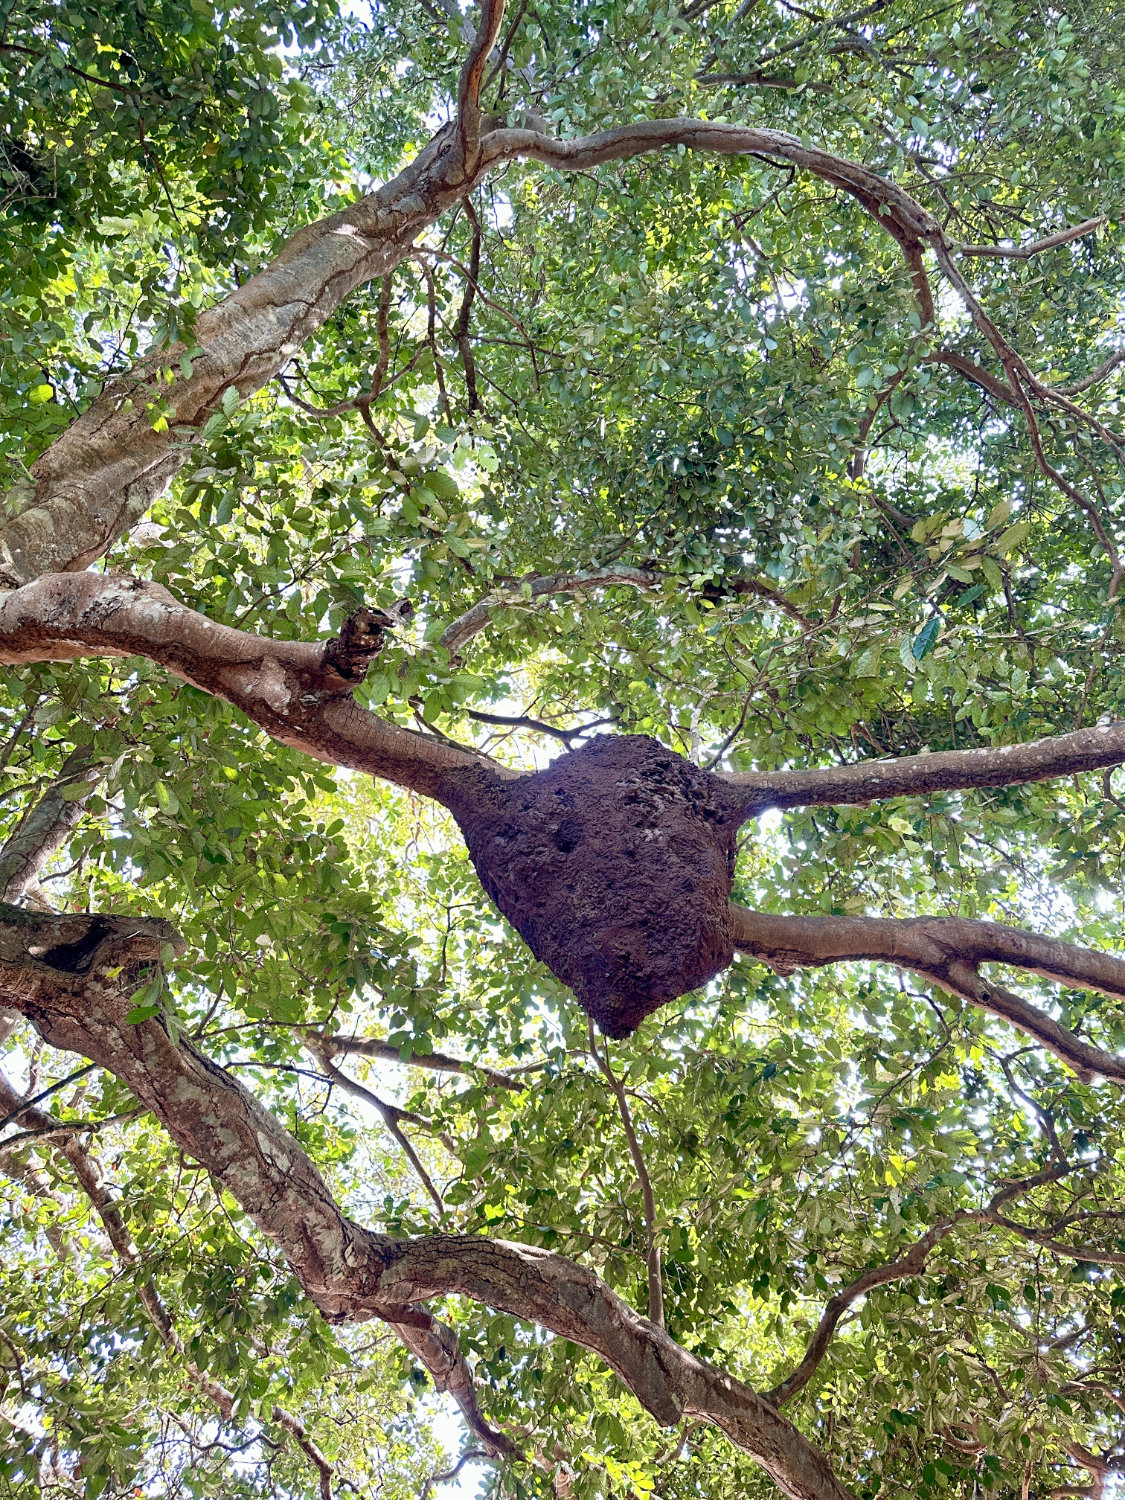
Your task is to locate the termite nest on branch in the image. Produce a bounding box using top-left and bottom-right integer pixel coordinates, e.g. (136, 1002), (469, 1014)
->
(445, 734), (747, 1037)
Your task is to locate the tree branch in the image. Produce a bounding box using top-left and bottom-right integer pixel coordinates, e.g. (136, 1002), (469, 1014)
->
(454, 204), (483, 413)
(765, 1220), (956, 1407)
(0, 744), (100, 904)
(0, 573), (504, 805)
(0, 106), (946, 586)
(310, 1030), (523, 1092)
(591, 1024), (664, 1328)
(305, 1039), (446, 1214)
(456, 0), (508, 167)
(728, 907), (1125, 1083)
(0, 902), (855, 1499)
(765, 1161), (1095, 1410)
(722, 720), (1125, 816)
(439, 566), (660, 655)
(956, 217), (1106, 260)
(1058, 351), (1125, 396)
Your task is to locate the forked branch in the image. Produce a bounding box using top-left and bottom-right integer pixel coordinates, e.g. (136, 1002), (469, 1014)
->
(729, 907), (1125, 1082)
(0, 903), (854, 1500)
(8, 575), (1125, 832)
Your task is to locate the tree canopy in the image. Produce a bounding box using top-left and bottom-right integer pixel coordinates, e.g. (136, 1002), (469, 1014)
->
(3, 0), (1125, 1496)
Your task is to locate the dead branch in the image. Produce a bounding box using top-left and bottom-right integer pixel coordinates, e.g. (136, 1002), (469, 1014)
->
(439, 566), (660, 655)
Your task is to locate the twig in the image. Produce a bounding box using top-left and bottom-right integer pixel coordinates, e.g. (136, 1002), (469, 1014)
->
(590, 1023), (664, 1328)
(957, 217), (1106, 260)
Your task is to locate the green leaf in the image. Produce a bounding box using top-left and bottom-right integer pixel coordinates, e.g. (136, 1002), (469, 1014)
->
(911, 617), (941, 659)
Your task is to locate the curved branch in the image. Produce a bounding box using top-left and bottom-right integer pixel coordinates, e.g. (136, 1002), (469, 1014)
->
(0, 903), (854, 1500)
(1058, 351), (1125, 397)
(457, 0), (507, 165)
(0, 109), (942, 585)
(722, 720), (1125, 816)
(311, 1030), (523, 1092)
(728, 906), (1125, 1082)
(766, 1220), (956, 1407)
(0, 573), (505, 806)
(766, 1161), (1093, 1409)
(439, 566), (660, 655)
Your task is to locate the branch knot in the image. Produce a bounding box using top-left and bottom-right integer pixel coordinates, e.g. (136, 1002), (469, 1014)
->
(322, 598), (412, 686)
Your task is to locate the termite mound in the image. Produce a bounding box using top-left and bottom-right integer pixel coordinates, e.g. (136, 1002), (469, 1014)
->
(445, 734), (746, 1037)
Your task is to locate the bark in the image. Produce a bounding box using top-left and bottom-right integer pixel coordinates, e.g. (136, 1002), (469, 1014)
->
(728, 906), (1125, 1082)
(0, 902), (855, 1500)
(724, 721), (1125, 814)
(13, 576), (1125, 823)
(439, 566), (660, 657)
(0, 572), (498, 804)
(765, 1222), (956, 1407)
(0, 100), (945, 585)
(0, 744), (100, 904)
(311, 1030), (523, 1091)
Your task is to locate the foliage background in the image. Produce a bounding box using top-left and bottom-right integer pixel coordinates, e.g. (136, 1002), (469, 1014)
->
(4, 0), (1125, 1494)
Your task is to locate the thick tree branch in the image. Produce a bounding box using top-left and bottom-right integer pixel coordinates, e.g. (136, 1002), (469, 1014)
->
(0, 573), (504, 805)
(11, 575), (1125, 840)
(0, 903), (855, 1500)
(722, 720), (1125, 815)
(0, 744), (100, 905)
(0, 100), (952, 585)
(456, 0), (507, 166)
(728, 906), (1125, 1083)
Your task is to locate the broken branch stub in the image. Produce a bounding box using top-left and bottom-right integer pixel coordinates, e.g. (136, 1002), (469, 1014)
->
(444, 735), (746, 1036)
